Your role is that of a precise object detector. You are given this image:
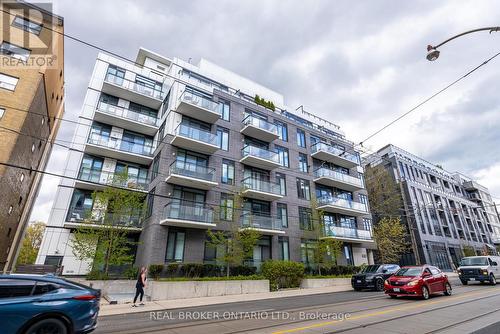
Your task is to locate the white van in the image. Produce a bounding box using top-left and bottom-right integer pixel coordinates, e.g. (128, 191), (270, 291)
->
(457, 256), (500, 285)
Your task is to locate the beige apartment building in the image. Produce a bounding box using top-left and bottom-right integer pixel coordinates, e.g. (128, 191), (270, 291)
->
(0, 1), (64, 272)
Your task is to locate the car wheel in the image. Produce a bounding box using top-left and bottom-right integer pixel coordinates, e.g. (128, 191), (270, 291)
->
(444, 282), (452, 296)
(25, 318), (68, 334)
(389, 295), (398, 299)
(375, 278), (384, 292)
(461, 280), (468, 285)
(421, 286), (430, 300)
(490, 274), (497, 285)
(354, 287), (362, 291)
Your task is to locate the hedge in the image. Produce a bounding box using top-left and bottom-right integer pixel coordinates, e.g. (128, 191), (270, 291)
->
(261, 260), (305, 291)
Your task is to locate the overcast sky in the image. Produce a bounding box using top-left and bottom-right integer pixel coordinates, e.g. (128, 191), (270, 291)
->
(30, 0), (500, 222)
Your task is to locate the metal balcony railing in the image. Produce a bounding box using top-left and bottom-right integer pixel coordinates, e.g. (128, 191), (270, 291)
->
(241, 145), (280, 164)
(242, 176), (281, 195)
(179, 90), (221, 115)
(242, 115), (278, 134)
(163, 201), (214, 224)
(311, 142), (359, 165)
(105, 73), (164, 100)
(87, 133), (154, 157)
(169, 161), (216, 182)
(97, 102), (158, 126)
(78, 167), (148, 190)
(66, 208), (143, 228)
(324, 224), (373, 240)
(175, 123), (218, 145)
(317, 196), (368, 212)
(314, 168), (363, 187)
(240, 213), (283, 231)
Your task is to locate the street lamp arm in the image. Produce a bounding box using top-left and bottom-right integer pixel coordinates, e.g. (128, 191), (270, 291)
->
(429, 27), (500, 50)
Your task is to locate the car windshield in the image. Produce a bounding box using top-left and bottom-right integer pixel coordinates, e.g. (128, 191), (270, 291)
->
(460, 257), (488, 266)
(360, 265), (380, 273)
(394, 267), (422, 277)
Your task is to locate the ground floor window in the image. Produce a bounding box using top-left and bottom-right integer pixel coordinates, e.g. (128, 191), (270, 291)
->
(278, 236), (289, 261)
(344, 243), (353, 265)
(301, 239), (316, 265)
(165, 229), (185, 262)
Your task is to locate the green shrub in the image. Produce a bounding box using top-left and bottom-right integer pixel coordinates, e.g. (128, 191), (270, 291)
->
(181, 263), (204, 278)
(123, 266), (139, 280)
(159, 275), (264, 282)
(229, 265), (257, 276)
(201, 263), (223, 277)
(148, 264), (164, 280)
(166, 263), (180, 277)
(86, 270), (109, 281)
(261, 260), (305, 291)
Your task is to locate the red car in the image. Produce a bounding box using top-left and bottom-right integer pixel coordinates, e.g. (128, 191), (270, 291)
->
(384, 265), (452, 300)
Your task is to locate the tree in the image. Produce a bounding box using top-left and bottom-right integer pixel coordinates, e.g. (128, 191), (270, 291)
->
(207, 191), (261, 277)
(72, 171), (145, 275)
(372, 217), (408, 263)
(17, 221), (46, 265)
(309, 197), (344, 275)
(364, 164), (403, 222)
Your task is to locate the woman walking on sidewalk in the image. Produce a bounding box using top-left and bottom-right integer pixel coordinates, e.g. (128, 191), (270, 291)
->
(132, 267), (147, 307)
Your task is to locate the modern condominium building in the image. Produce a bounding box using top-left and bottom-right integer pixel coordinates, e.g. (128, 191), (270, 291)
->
(37, 48), (375, 275)
(365, 144), (499, 271)
(0, 1), (64, 272)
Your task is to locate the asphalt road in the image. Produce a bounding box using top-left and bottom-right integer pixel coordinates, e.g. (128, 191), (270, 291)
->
(95, 277), (500, 334)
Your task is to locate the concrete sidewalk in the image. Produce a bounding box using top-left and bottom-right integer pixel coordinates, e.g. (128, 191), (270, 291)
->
(99, 284), (353, 316)
(98, 272), (460, 316)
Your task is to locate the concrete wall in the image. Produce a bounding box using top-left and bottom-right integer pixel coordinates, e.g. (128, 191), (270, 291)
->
(86, 279), (269, 301)
(300, 278), (351, 289)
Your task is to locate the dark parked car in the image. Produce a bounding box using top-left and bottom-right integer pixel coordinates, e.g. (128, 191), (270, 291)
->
(384, 265), (452, 300)
(0, 274), (100, 334)
(352, 264), (400, 291)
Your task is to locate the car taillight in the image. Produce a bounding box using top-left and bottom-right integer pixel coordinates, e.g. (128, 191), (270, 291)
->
(73, 294), (97, 301)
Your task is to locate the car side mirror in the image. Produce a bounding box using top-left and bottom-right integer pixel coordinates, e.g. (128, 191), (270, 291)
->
(493, 262), (498, 266)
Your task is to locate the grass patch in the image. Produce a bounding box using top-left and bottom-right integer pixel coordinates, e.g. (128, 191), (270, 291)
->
(157, 275), (265, 282)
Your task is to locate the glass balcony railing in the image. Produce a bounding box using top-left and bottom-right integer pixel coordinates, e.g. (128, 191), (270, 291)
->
(179, 90), (221, 115)
(175, 123), (218, 146)
(324, 224), (372, 240)
(314, 168), (363, 187)
(169, 161), (216, 182)
(240, 213), (283, 231)
(87, 134), (154, 157)
(242, 115), (278, 134)
(163, 201), (214, 224)
(97, 102), (158, 126)
(317, 196), (368, 212)
(78, 167), (148, 190)
(242, 176), (281, 195)
(66, 208), (143, 228)
(311, 142), (359, 165)
(105, 73), (164, 100)
(241, 145), (280, 164)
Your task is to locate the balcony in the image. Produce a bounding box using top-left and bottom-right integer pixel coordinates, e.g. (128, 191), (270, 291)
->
(323, 224), (374, 243)
(94, 102), (158, 136)
(241, 177), (283, 201)
(317, 196), (368, 216)
(240, 115), (279, 142)
(311, 142), (359, 168)
(160, 202), (216, 229)
(165, 161), (217, 190)
(170, 124), (219, 155)
(102, 73), (164, 109)
(76, 167), (148, 192)
(313, 168), (364, 192)
(65, 208), (143, 231)
(240, 145), (281, 170)
(239, 213), (285, 234)
(175, 91), (221, 124)
(86, 134), (154, 165)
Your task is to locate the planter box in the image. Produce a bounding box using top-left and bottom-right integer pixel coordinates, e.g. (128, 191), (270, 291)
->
(83, 279), (269, 301)
(300, 278), (352, 289)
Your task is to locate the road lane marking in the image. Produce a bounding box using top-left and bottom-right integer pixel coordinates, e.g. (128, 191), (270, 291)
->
(272, 287), (500, 334)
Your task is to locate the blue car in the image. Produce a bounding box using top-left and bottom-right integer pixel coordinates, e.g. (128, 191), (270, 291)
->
(0, 274), (100, 334)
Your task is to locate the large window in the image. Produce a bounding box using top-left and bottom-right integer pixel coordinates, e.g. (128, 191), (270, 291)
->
(297, 178), (311, 200)
(79, 154), (103, 182)
(146, 187), (155, 218)
(0, 41), (30, 62)
(12, 15), (42, 35)
(217, 127), (229, 151)
(299, 207), (313, 230)
(276, 173), (286, 195)
(301, 240), (316, 264)
(220, 99), (230, 121)
(296, 128), (306, 148)
(151, 153), (161, 181)
(278, 236), (290, 261)
(106, 65), (125, 84)
(298, 153), (308, 173)
(66, 189), (94, 221)
(275, 145), (289, 167)
(274, 120), (288, 141)
(221, 159), (235, 185)
(0, 73), (19, 91)
(277, 203), (288, 228)
(165, 230), (185, 262)
(220, 193), (234, 221)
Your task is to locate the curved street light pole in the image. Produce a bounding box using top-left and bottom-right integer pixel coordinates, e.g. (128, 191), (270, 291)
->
(426, 27), (500, 61)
